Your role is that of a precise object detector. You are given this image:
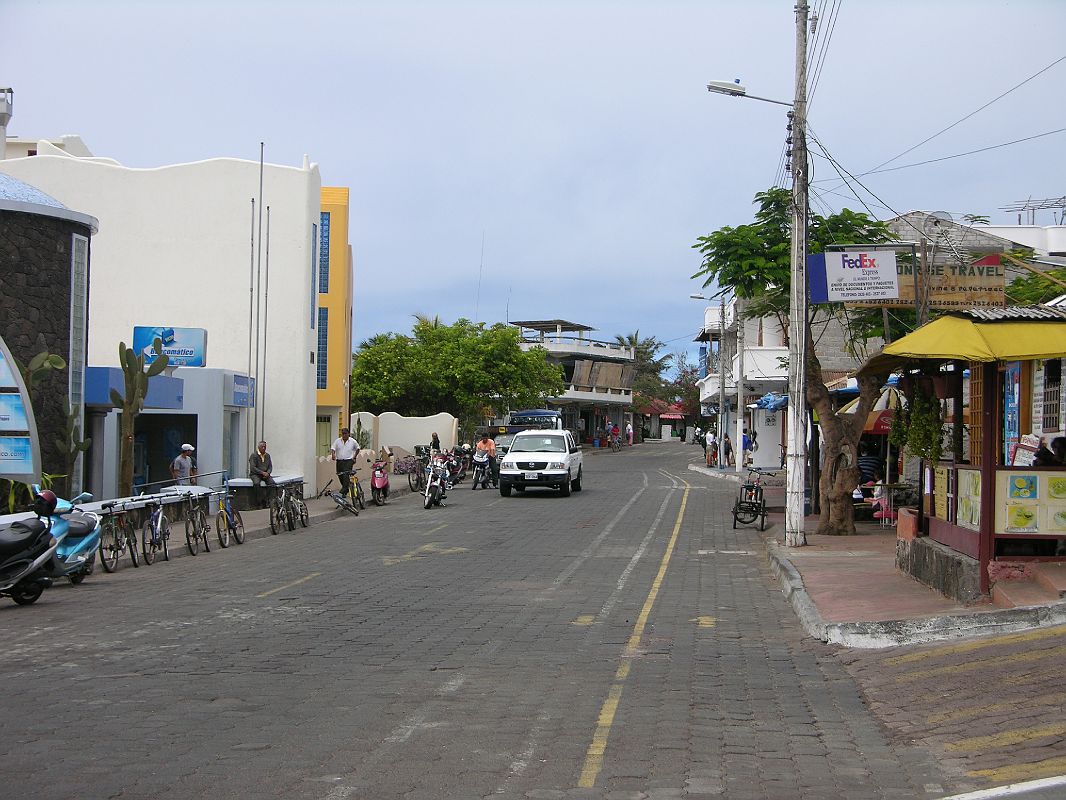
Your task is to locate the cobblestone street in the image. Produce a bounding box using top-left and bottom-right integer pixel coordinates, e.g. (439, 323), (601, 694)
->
(0, 444), (1040, 799)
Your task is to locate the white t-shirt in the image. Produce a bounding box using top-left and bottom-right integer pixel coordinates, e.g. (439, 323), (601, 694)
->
(332, 437), (360, 460)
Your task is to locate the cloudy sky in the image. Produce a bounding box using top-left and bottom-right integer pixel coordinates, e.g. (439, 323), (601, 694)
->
(6, 0), (1065, 367)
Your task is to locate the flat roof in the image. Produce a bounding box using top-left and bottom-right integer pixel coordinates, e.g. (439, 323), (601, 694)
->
(509, 319), (595, 333)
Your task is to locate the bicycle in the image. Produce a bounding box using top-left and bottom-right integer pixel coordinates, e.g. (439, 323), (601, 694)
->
(182, 491), (212, 555)
(269, 485), (296, 534)
(322, 474), (359, 515)
(611, 435), (622, 453)
(141, 498), (170, 565)
(732, 468), (776, 530)
(214, 484), (245, 546)
(99, 500), (139, 572)
(398, 454), (426, 492)
(291, 486), (309, 528)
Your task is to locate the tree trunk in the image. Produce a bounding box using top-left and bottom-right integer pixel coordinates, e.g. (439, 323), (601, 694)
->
(804, 320), (887, 535)
(119, 411), (134, 498)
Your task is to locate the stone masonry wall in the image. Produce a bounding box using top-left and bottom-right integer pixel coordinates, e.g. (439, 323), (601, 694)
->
(0, 210), (91, 485)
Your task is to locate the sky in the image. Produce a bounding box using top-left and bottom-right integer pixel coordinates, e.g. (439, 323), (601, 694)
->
(5, 0), (1065, 369)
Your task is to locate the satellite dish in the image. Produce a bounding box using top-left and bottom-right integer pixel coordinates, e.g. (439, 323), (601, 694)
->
(922, 211), (953, 238)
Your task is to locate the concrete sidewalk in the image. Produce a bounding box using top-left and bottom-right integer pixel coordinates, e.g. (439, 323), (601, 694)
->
(688, 462), (1066, 648)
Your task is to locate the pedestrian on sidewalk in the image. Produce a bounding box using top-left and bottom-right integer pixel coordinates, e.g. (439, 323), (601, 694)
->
(626, 420), (633, 446)
(722, 433), (734, 466)
(706, 431), (718, 467)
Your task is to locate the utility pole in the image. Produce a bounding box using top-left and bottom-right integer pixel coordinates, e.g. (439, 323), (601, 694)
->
(719, 299), (727, 456)
(784, 0), (810, 547)
(735, 296), (745, 474)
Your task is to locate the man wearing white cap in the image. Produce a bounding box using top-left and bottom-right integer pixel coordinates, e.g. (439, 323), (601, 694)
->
(171, 443), (198, 486)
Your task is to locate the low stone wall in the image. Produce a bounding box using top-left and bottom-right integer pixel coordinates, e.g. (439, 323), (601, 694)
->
(896, 535), (983, 604)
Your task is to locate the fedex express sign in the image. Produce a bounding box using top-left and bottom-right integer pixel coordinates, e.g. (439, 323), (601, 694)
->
(808, 251), (899, 303)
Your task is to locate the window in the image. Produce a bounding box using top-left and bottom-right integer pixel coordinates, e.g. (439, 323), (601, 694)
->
(1044, 359), (1062, 432)
(310, 223), (317, 329)
(319, 212), (330, 293)
(317, 308), (329, 389)
(69, 234), (89, 493)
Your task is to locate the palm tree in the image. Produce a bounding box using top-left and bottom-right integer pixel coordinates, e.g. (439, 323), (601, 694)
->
(615, 331), (672, 381)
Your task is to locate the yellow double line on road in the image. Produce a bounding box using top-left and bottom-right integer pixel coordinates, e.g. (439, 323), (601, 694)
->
(577, 481), (690, 788)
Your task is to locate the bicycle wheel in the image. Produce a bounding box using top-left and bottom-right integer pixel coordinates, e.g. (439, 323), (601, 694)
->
(269, 501), (282, 534)
(296, 500), (309, 528)
(285, 502), (296, 531)
(733, 501), (759, 525)
(216, 511), (231, 548)
(185, 514), (199, 555)
(355, 482), (366, 510)
(408, 469), (420, 491)
(125, 522), (139, 568)
(199, 509), (211, 552)
(100, 517), (120, 573)
(141, 520), (158, 566)
(232, 510), (246, 544)
(160, 517), (170, 561)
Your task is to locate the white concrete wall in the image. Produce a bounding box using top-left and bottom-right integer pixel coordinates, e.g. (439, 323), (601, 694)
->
(0, 148), (320, 486)
(352, 411), (459, 452)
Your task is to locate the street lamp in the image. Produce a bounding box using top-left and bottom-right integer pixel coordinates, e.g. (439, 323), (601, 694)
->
(704, 0), (809, 547)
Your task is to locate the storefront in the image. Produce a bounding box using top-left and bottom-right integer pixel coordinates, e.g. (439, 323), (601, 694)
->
(85, 366), (255, 498)
(858, 308), (1066, 596)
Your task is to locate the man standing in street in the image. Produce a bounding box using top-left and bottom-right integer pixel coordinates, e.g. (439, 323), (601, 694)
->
(626, 420), (633, 447)
(331, 427), (360, 500)
(171, 444), (197, 486)
(248, 440), (275, 509)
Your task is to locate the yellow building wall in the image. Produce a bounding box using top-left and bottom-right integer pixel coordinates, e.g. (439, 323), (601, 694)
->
(317, 187), (353, 448)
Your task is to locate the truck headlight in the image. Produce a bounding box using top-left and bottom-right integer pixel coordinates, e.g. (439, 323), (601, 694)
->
(547, 461), (565, 470)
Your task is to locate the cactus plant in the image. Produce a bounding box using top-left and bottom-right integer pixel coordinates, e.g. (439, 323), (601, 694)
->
(19, 349), (67, 400)
(54, 402), (92, 497)
(112, 339), (169, 497)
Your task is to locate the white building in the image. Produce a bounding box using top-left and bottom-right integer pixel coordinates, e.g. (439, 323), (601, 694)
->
(0, 140), (323, 494)
(694, 300), (788, 469)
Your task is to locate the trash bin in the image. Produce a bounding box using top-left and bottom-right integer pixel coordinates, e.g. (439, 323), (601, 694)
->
(593, 438), (600, 448)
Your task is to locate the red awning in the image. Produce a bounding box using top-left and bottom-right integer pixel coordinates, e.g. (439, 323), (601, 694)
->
(660, 413), (683, 420)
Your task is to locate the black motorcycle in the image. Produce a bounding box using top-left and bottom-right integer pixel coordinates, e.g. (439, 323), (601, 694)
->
(0, 491), (71, 606)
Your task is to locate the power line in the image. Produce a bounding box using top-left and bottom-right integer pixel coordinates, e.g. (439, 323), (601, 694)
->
(856, 127), (1066, 176)
(807, 0), (840, 107)
(853, 54), (1066, 179)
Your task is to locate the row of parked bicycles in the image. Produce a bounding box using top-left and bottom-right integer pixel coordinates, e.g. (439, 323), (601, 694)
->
(98, 480), (257, 572)
(1, 456), (404, 606)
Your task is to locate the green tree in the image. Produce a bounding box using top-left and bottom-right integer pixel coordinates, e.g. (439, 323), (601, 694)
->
(669, 352), (702, 418)
(351, 318), (566, 437)
(1005, 264), (1066, 305)
(692, 187), (897, 536)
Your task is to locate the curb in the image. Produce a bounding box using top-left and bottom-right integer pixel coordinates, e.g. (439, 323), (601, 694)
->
(766, 540), (829, 643)
(766, 539), (1066, 648)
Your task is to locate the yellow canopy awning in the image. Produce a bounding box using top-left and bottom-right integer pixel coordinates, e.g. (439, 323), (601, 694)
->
(858, 312), (1066, 377)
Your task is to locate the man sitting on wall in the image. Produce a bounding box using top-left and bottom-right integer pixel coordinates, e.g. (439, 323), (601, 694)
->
(248, 440), (275, 509)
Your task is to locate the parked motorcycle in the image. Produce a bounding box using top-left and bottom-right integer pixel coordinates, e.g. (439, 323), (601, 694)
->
(370, 458), (391, 505)
(0, 487), (97, 605)
(424, 455), (449, 509)
(470, 450), (496, 490)
(36, 486), (101, 585)
(445, 447), (467, 487)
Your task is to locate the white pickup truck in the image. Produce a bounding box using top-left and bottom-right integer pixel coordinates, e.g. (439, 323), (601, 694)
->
(497, 429), (583, 497)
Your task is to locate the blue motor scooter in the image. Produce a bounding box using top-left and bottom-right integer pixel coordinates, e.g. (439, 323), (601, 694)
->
(31, 486), (101, 585)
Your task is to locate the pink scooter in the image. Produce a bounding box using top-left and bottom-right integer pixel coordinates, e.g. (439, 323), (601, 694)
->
(370, 458), (390, 506)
